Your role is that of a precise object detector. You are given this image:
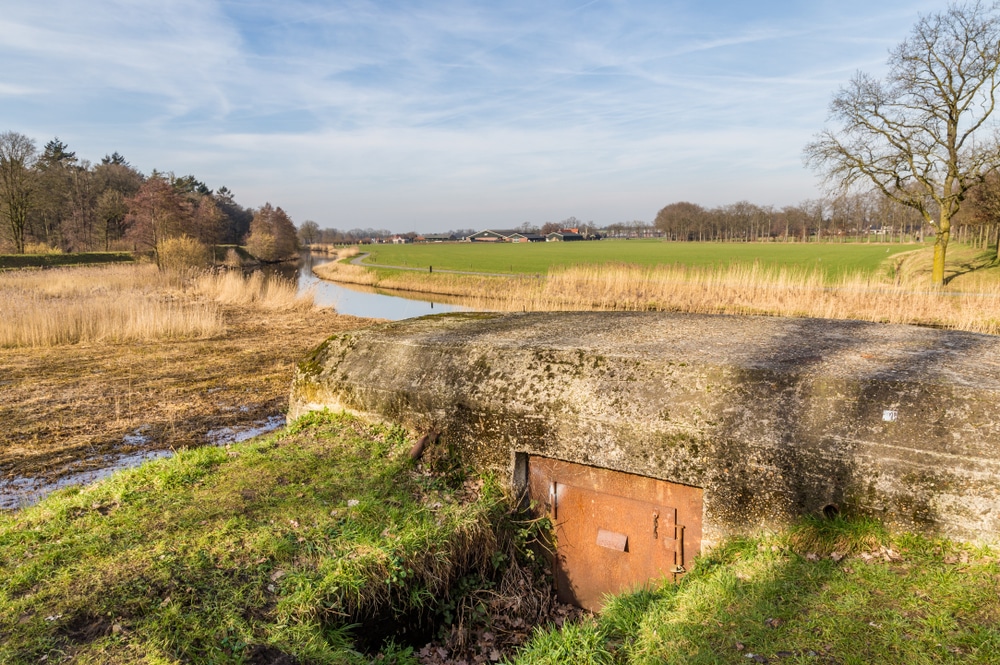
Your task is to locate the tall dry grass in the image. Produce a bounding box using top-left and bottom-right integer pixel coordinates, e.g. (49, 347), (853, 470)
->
(316, 255), (1000, 335)
(191, 270), (313, 310)
(0, 291), (223, 347)
(0, 264), (314, 348)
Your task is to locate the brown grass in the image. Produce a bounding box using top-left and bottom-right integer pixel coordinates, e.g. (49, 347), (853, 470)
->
(315, 248), (1000, 335)
(0, 265), (313, 348)
(0, 263), (374, 488)
(191, 269), (312, 310)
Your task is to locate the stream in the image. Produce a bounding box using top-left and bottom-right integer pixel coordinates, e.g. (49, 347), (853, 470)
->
(268, 252), (473, 320)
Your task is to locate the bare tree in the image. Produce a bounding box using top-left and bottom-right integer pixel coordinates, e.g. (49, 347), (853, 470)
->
(966, 170), (1000, 259)
(805, 2), (1000, 285)
(654, 202), (706, 241)
(125, 175), (194, 267)
(246, 203), (299, 262)
(298, 219), (320, 246)
(0, 131), (37, 253)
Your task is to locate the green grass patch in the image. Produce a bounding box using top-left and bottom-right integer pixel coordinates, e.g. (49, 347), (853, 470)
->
(512, 516), (1000, 664)
(0, 410), (509, 664)
(5, 409), (998, 664)
(362, 241), (918, 280)
(0, 252), (134, 270)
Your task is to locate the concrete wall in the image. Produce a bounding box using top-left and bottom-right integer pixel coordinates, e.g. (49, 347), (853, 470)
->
(290, 312), (1000, 545)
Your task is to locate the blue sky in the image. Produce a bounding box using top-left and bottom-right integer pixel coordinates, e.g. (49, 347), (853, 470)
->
(2, 0), (944, 232)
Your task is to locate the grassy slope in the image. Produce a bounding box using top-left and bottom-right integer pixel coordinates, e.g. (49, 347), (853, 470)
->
(513, 520), (1000, 665)
(0, 411), (508, 664)
(2, 411), (998, 664)
(362, 241), (917, 280)
(895, 244), (1000, 289)
(0, 252), (134, 269)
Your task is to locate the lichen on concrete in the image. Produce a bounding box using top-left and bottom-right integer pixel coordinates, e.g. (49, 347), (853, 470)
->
(290, 311), (1000, 545)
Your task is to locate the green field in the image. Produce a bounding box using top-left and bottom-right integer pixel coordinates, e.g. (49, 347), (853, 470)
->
(362, 240), (918, 279)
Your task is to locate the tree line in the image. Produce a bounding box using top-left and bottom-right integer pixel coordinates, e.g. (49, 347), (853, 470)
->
(0, 132), (298, 263)
(653, 193), (930, 243)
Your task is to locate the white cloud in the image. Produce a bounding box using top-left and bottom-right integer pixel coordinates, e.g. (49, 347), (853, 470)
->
(0, 0), (956, 230)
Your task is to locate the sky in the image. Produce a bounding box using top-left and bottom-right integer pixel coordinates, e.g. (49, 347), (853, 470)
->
(1, 0), (946, 232)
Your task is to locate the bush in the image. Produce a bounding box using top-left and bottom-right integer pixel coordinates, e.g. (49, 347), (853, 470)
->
(222, 247), (243, 269)
(158, 235), (212, 272)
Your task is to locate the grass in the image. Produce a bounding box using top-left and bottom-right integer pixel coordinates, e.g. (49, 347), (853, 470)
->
(3, 420), (997, 665)
(0, 263), (372, 497)
(360, 241), (917, 280)
(512, 516), (1000, 664)
(0, 252), (134, 270)
(0, 264), (314, 348)
(0, 410), (511, 664)
(316, 251), (1000, 335)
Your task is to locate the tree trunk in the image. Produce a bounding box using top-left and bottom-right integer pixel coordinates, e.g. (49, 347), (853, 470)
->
(932, 214), (950, 286)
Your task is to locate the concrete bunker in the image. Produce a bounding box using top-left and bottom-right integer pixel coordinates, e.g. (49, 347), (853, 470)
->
(290, 311), (1000, 604)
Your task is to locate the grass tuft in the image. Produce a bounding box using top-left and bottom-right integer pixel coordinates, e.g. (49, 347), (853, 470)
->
(785, 514), (890, 556)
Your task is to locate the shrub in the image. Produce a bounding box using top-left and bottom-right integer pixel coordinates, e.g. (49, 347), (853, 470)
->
(158, 235), (212, 272)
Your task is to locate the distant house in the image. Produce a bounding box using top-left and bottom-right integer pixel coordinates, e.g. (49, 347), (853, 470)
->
(421, 233), (455, 242)
(467, 229), (510, 242)
(546, 231), (585, 241)
(508, 232), (546, 243)
(390, 235), (412, 244)
(468, 229), (545, 243)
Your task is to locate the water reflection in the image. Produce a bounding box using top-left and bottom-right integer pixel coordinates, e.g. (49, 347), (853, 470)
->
(267, 253), (474, 320)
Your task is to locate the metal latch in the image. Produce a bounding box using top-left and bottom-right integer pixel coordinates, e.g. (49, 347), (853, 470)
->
(670, 564), (685, 574)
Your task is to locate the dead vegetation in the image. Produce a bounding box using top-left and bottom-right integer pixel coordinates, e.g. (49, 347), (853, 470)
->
(316, 246), (1000, 335)
(0, 263), (372, 500)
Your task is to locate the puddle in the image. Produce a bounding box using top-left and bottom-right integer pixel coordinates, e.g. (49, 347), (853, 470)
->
(205, 414), (285, 445)
(0, 416), (287, 511)
(0, 449), (173, 511)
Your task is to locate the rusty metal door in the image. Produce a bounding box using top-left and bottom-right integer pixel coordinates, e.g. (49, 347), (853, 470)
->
(528, 456), (702, 611)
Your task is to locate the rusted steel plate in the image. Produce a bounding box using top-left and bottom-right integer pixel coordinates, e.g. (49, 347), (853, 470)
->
(596, 529), (628, 551)
(528, 455), (703, 611)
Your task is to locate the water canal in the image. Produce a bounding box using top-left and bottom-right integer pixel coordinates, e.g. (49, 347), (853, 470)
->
(271, 253), (473, 320)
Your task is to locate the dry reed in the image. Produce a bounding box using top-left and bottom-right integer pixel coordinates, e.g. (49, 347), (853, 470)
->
(0, 264), (314, 348)
(191, 270), (313, 310)
(316, 255), (1000, 335)
(0, 290), (223, 347)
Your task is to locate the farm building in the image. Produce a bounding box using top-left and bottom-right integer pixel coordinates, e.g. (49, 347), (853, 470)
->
(467, 229), (545, 242)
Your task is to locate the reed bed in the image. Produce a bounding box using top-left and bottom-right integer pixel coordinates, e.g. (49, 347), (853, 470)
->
(0, 262), (176, 296)
(316, 255), (1000, 335)
(191, 269), (313, 310)
(0, 264), (314, 348)
(0, 290), (223, 347)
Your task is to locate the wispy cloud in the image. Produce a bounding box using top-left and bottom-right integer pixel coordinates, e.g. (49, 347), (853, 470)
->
(0, 0), (948, 229)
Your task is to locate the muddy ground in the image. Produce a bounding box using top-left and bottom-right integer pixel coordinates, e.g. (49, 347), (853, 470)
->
(0, 304), (374, 508)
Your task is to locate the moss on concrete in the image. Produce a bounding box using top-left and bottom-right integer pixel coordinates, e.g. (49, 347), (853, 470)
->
(291, 311), (1000, 545)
